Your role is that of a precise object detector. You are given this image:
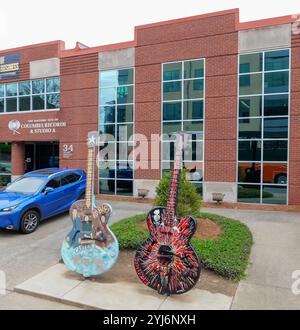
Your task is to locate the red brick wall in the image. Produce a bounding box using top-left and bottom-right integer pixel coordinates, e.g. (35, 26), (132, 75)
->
(11, 142), (25, 176)
(135, 12), (238, 182)
(289, 33), (300, 205)
(60, 53), (99, 191)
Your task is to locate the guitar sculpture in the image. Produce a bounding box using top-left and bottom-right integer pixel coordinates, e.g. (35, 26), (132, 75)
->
(61, 132), (119, 277)
(134, 132), (201, 295)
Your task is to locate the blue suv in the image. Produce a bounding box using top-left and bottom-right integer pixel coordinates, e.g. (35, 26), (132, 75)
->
(0, 168), (86, 234)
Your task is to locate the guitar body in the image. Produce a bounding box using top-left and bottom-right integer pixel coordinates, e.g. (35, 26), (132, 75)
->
(61, 200), (119, 278)
(135, 207), (201, 295)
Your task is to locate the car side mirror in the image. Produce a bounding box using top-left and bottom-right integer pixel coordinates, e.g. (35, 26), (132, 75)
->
(43, 187), (54, 195)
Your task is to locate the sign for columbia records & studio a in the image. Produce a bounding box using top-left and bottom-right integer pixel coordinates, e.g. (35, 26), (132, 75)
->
(8, 118), (67, 135)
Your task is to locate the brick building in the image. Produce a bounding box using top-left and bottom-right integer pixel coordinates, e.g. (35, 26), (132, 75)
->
(0, 8), (299, 205)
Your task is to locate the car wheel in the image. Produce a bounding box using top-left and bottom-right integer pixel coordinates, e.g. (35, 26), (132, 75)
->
(276, 174), (287, 185)
(20, 210), (40, 234)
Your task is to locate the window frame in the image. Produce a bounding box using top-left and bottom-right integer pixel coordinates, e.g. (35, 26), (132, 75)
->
(237, 48), (291, 205)
(99, 68), (135, 196)
(0, 77), (60, 115)
(161, 59), (206, 194)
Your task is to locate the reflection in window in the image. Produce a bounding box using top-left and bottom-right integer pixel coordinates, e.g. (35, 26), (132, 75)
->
(163, 62), (182, 81)
(32, 95), (45, 111)
(183, 100), (203, 120)
(239, 53), (263, 74)
(184, 60), (204, 79)
(163, 102), (182, 121)
(238, 49), (289, 205)
(238, 163), (261, 183)
(184, 79), (204, 99)
(0, 77), (60, 112)
(19, 97), (31, 111)
(162, 59), (205, 195)
(264, 71), (289, 94)
(0, 99), (4, 112)
(239, 96), (262, 118)
(262, 186), (287, 205)
(264, 94), (289, 116)
(239, 118), (262, 139)
(6, 98), (17, 112)
(46, 94), (60, 109)
(263, 163), (287, 184)
(46, 77), (60, 93)
(32, 79), (45, 94)
(263, 141), (288, 162)
(163, 82), (182, 101)
(264, 118), (288, 139)
(238, 185), (261, 204)
(238, 141), (262, 162)
(0, 143), (11, 186)
(239, 74), (262, 95)
(99, 68), (134, 196)
(19, 81), (31, 95)
(6, 83), (17, 96)
(265, 50), (289, 71)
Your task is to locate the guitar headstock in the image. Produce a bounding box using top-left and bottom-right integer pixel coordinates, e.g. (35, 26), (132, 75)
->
(87, 131), (99, 149)
(174, 131), (190, 152)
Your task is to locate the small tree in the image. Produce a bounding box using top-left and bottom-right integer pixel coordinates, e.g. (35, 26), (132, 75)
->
(154, 169), (202, 217)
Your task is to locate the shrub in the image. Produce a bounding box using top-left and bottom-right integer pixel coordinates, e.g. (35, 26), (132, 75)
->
(238, 187), (273, 199)
(154, 169), (201, 217)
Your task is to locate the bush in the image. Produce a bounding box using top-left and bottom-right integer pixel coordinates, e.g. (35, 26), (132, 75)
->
(154, 169), (201, 217)
(238, 187), (273, 199)
(111, 212), (253, 281)
(192, 212), (253, 280)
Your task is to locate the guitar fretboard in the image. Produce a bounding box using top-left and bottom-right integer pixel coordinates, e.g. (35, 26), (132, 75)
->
(85, 148), (94, 210)
(166, 134), (184, 225)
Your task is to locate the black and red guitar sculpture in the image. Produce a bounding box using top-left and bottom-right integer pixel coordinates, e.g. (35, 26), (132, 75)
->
(134, 132), (201, 295)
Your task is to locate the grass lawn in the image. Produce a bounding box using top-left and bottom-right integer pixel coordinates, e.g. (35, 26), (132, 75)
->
(111, 212), (253, 281)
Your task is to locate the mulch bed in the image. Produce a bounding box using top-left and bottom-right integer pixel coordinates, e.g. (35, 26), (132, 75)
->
(94, 250), (238, 297)
(138, 218), (222, 240)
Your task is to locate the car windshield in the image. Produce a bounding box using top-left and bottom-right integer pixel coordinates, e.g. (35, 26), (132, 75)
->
(5, 177), (46, 194)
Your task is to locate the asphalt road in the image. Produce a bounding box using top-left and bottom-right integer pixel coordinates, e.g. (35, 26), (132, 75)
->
(0, 200), (150, 309)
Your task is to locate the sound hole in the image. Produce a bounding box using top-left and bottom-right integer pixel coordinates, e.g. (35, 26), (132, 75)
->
(157, 245), (174, 266)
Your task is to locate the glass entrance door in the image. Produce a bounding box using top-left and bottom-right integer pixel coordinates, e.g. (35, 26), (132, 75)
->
(0, 143), (12, 186)
(25, 142), (59, 173)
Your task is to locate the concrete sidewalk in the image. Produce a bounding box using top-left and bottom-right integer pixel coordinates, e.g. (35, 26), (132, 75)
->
(15, 263), (233, 310)
(204, 207), (300, 310)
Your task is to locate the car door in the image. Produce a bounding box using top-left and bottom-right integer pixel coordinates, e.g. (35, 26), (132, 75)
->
(60, 172), (82, 209)
(39, 175), (67, 217)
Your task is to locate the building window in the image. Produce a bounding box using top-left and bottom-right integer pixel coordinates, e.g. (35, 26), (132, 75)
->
(162, 59), (205, 194)
(238, 49), (290, 205)
(0, 143), (11, 186)
(0, 77), (60, 114)
(99, 68), (134, 196)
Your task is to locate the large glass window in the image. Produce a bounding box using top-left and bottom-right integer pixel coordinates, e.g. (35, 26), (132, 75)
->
(0, 143), (11, 186)
(238, 49), (290, 205)
(0, 77), (60, 113)
(99, 68), (134, 196)
(162, 59), (205, 194)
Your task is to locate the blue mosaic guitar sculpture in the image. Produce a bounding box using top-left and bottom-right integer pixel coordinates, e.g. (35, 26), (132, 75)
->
(61, 132), (119, 277)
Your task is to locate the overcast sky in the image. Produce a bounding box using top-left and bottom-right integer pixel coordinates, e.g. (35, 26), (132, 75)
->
(0, 0), (299, 50)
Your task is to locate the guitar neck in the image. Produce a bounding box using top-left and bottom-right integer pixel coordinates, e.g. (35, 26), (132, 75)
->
(85, 147), (95, 210)
(167, 135), (184, 222)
